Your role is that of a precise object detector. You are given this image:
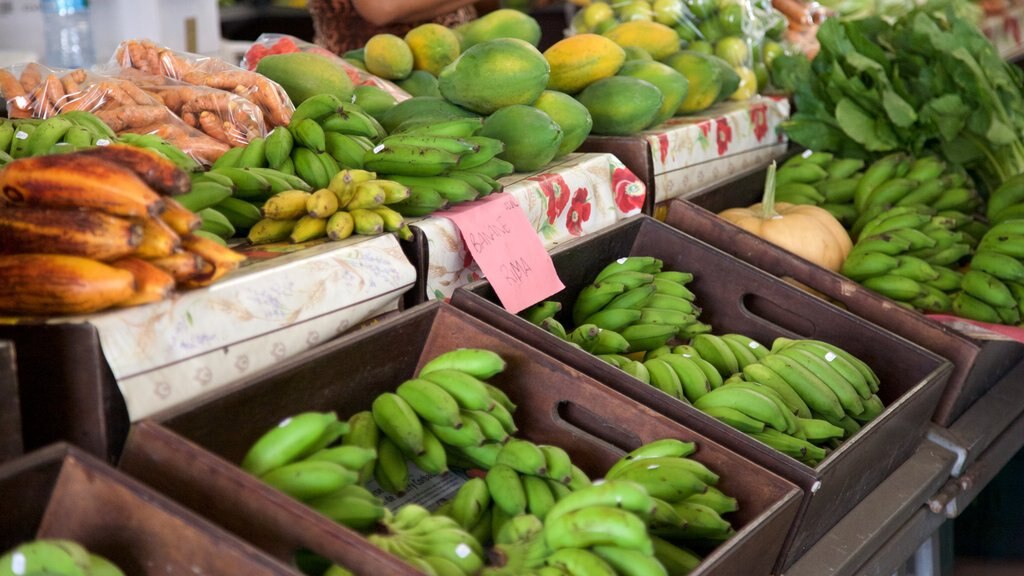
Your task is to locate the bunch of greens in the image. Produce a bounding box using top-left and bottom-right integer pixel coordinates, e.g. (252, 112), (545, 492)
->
(782, 9), (1024, 192)
(815, 0), (981, 25)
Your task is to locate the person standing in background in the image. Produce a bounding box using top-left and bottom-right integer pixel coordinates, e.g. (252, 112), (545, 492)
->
(308, 0), (480, 55)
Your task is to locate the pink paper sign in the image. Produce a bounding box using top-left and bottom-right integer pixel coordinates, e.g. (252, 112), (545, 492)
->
(439, 193), (564, 314)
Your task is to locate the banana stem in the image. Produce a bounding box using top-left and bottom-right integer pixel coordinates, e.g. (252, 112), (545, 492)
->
(762, 160), (778, 219)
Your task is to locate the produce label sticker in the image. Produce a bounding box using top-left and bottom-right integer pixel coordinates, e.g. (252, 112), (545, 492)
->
(439, 193), (564, 314)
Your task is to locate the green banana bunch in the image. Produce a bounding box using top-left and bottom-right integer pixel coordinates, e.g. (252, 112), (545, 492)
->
(368, 504), (486, 575)
(949, 221), (1024, 326)
(688, 337), (883, 464)
(602, 440), (737, 557)
(364, 348), (514, 492)
(0, 539), (126, 576)
(0, 112), (201, 173)
(842, 204), (972, 312)
(236, 410), (394, 532)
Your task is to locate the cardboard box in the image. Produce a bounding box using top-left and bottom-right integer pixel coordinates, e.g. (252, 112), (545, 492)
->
(119, 301), (803, 576)
(672, 167), (1024, 427)
(451, 215), (952, 571)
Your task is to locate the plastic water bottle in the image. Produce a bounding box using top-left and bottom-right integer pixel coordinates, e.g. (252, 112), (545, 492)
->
(41, 0), (95, 69)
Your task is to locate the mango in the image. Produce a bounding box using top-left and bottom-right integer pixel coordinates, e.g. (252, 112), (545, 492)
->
(616, 60), (689, 127)
(438, 38), (550, 115)
(455, 9), (542, 49)
(404, 23), (461, 76)
(575, 76), (663, 135)
(479, 105), (563, 172)
(532, 90), (594, 158)
(603, 20), (681, 60)
(255, 52), (353, 105)
(544, 34), (626, 94)
(364, 33), (414, 80)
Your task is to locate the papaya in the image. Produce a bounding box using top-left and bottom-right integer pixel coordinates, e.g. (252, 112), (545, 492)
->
(364, 33), (414, 80)
(438, 38), (550, 115)
(575, 76), (663, 136)
(543, 34), (626, 95)
(706, 53), (742, 103)
(622, 46), (653, 61)
(532, 90), (593, 158)
(479, 105), (563, 172)
(397, 70), (441, 98)
(616, 60), (689, 127)
(455, 9), (542, 49)
(404, 23), (461, 76)
(352, 85), (397, 121)
(378, 96), (479, 133)
(662, 50), (723, 114)
(255, 52), (354, 105)
(602, 20), (681, 60)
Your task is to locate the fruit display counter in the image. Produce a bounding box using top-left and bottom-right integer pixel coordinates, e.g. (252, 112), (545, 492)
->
(0, 233), (415, 458)
(579, 95), (791, 211)
(2, 2), (1024, 573)
(408, 151), (646, 302)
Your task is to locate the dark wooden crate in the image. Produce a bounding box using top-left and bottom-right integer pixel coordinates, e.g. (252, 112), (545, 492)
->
(671, 167), (1024, 427)
(0, 340), (22, 463)
(119, 301), (802, 576)
(451, 214), (952, 571)
(0, 443), (302, 575)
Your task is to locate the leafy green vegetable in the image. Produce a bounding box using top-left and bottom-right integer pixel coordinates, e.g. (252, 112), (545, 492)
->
(781, 7), (1024, 191)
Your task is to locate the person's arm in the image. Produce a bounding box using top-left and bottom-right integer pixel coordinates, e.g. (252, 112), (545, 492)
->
(351, 0), (478, 26)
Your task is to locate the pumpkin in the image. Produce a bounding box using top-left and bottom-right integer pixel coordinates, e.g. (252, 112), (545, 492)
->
(718, 162), (852, 272)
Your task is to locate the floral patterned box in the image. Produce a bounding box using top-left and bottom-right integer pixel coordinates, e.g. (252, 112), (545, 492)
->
(578, 96), (791, 208)
(409, 152), (646, 302)
(47, 233), (417, 421)
(981, 4), (1024, 60)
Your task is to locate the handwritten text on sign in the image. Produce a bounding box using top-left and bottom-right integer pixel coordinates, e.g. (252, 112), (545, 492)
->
(440, 193), (564, 314)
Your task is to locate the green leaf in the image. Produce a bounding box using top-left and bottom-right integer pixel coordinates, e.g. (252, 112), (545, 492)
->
(835, 98), (897, 152)
(781, 118), (851, 153)
(986, 118), (1017, 146)
(941, 137), (985, 165)
(769, 53), (812, 95)
(816, 18), (855, 62)
(921, 94), (969, 141)
(882, 90), (918, 128)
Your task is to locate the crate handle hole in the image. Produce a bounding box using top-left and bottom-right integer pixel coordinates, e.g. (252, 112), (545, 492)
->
(555, 400), (642, 453)
(741, 293), (815, 338)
